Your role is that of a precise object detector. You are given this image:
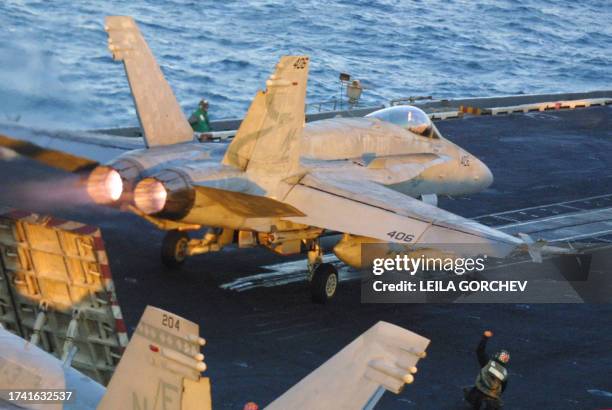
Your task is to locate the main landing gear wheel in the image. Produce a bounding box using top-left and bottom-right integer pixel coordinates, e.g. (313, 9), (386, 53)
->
(310, 263), (338, 304)
(161, 230), (189, 268)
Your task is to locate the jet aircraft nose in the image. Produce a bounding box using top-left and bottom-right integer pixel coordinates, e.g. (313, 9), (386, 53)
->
(474, 158), (494, 190)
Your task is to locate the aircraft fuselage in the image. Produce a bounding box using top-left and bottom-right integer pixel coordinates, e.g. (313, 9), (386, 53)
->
(101, 116), (493, 228)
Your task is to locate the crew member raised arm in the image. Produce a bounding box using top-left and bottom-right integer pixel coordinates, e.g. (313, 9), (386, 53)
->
(463, 330), (510, 409)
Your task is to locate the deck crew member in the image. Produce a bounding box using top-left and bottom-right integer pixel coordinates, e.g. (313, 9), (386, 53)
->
(189, 99), (211, 132)
(463, 330), (510, 409)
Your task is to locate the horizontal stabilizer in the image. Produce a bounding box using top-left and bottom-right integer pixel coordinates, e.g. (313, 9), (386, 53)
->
(105, 16), (194, 147)
(194, 184), (305, 218)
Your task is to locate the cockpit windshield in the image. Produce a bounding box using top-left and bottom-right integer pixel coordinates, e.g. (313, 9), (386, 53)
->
(366, 105), (435, 138)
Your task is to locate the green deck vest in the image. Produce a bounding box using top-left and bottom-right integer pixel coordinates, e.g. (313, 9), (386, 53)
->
(475, 360), (507, 399)
(191, 108), (210, 132)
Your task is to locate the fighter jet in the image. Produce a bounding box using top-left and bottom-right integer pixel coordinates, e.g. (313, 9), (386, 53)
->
(0, 16), (549, 303)
(0, 306), (428, 410)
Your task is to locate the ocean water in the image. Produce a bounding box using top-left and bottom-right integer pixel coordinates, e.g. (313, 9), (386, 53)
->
(0, 0), (610, 129)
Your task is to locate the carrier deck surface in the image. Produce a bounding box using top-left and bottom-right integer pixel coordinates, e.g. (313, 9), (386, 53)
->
(0, 104), (610, 409)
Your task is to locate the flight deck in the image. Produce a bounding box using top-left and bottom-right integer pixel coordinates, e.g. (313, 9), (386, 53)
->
(0, 105), (611, 409)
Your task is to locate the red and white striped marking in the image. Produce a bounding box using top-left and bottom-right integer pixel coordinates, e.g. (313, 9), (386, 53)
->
(0, 208), (129, 349)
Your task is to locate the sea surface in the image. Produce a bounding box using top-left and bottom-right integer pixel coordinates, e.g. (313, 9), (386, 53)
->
(0, 0), (610, 129)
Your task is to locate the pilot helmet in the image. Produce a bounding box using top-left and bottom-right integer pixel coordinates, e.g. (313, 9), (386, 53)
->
(366, 105), (433, 137)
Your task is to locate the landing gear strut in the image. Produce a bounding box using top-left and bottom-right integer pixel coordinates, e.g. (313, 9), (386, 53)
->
(161, 228), (234, 269)
(307, 240), (338, 303)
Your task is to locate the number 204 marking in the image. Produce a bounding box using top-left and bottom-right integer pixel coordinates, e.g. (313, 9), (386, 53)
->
(387, 231), (414, 242)
(162, 314), (180, 331)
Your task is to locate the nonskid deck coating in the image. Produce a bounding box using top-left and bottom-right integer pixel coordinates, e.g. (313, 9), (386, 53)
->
(0, 106), (610, 408)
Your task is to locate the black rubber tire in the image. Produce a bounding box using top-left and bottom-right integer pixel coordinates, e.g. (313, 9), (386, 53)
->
(161, 230), (190, 269)
(310, 263), (338, 304)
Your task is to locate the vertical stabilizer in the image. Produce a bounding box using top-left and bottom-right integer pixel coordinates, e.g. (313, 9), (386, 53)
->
(105, 16), (194, 147)
(222, 56), (309, 178)
(97, 306), (211, 410)
(265, 321), (429, 410)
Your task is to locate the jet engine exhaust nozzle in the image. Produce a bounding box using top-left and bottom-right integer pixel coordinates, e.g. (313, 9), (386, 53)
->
(134, 177), (168, 215)
(87, 166), (124, 204)
(133, 170), (195, 220)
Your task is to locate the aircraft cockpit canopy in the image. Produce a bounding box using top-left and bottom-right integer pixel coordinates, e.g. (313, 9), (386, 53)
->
(366, 105), (435, 138)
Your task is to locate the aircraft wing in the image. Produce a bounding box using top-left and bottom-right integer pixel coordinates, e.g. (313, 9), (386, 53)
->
(0, 327), (69, 410)
(0, 122), (142, 172)
(283, 172), (523, 258)
(265, 321), (429, 410)
(0, 326), (106, 410)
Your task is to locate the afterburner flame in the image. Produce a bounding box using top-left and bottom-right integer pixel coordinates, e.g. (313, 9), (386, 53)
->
(134, 178), (167, 214)
(107, 170), (123, 201)
(87, 166), (124, 204)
